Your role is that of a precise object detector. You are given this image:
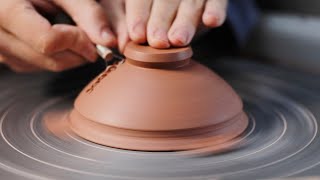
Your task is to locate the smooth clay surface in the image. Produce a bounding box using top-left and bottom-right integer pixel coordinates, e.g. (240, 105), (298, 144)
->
(69, 42), (249, 152)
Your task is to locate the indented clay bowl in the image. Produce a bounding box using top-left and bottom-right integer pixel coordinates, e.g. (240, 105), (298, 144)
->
(69, 42), (248, 151)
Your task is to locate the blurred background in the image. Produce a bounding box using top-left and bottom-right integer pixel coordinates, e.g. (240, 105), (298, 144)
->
(194, 0), (320, 75)
(247, 0), (320, 74)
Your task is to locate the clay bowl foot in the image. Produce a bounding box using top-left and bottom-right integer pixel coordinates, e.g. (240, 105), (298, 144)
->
(69, 109), (248, 152)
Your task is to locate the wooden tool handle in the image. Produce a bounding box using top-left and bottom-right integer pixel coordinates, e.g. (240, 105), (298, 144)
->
(96, 45), (113, 61)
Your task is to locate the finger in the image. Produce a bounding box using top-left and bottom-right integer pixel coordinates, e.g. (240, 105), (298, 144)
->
(202, 0), (228, 27)
(115, 21), (130, 53)
(0, 27), (86, 72)
(147, 0), (180, 48)
(126, 0), (153, 43)
(101, 0), (129, 52)
(38, 24), (97, 62)
(0, 27), (59, 71)
(0, 53), (42, 73)
(53, 0), (117, 47)
(51, 51), (87, 72)
(0, 1), (96, 61)
(168, 0), (206, 47)
(0, 0), (53, 50)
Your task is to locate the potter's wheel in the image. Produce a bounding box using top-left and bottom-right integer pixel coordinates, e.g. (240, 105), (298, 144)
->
(1, 58), (320, 180)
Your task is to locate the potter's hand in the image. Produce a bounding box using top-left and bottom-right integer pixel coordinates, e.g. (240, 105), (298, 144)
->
(98, 0), (129, 53)
(125, 0), (228, 48)
(0, 0), (116, 72)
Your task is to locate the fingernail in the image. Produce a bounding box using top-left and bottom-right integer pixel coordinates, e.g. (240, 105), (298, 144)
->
(132, 21), (146, 43)
(170, 29), (189, 46)
(101, 28), (117, 47)
(150, 29), (170, 48)
(204, 12), (223, 27)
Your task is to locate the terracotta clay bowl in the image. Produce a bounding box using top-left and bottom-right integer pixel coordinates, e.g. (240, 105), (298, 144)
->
(69, 42), (248, 152)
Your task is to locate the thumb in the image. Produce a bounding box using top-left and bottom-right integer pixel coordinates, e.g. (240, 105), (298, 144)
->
(53, 0), (117, 47)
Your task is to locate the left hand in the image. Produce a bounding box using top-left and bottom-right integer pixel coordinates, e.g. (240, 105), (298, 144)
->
(0, 0), (117, 73)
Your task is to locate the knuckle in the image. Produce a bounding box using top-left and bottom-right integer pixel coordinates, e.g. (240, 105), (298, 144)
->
(35, 27), (60, 55)
(38, 57), (61, 72)
(36, 36), (51, 55)
(35, 26), (63, 55)
(34, 30), (55, 55)
(47, 63), (64, 72)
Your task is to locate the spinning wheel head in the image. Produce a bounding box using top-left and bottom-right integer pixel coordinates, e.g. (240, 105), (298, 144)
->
(69, 42), (248, 152)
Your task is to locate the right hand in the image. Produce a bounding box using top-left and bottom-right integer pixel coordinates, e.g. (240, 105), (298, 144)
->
(0, 0), (117, 73)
